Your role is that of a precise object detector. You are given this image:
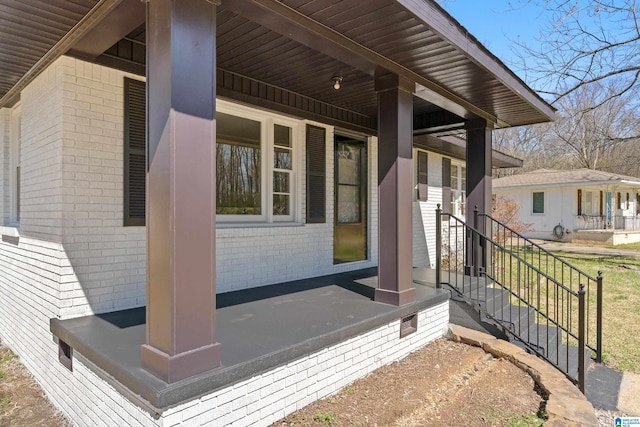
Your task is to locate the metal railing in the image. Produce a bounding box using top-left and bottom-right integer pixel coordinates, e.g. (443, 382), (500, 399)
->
(436, 205), (603, 392)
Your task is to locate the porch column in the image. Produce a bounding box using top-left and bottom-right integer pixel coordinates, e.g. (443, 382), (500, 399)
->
(375, 75), (416, 306)
(466, 119), (493, 273)
(140, 0), (221, 383)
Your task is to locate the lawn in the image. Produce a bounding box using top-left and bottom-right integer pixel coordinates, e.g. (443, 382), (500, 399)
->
(549, 250), (640, 373)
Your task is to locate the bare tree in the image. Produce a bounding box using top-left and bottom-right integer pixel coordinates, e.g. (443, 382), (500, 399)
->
(511, 0), (640, 110)
(544, 83), (639, 169)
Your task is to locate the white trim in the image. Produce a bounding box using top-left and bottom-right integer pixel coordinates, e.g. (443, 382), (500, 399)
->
(532, 190), (545, 214)
(216, 99), (301, 225)
(9, 103), (20, 224)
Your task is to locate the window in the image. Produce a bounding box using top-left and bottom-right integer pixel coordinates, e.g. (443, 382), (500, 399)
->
(532, 192), (544, 214)
(450, 163), (466, 217)
(416, 150), (428, 201)
(123, 84), (299, 226)
(9, 105), (21, 224)
(215, 104), (298, 222)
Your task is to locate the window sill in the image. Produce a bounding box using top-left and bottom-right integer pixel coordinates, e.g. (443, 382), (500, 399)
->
(0, 225), (20, 238)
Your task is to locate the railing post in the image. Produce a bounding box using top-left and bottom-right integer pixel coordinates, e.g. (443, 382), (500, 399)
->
(597, 271), (603, 363)
(473, 205), (479, 276)
(578, 284), (586, 393)
(436, 204), (442, 289)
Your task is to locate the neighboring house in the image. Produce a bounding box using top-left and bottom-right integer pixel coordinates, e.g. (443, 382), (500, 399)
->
(493, 169), (640, 244)
(0, 1), (553, 425)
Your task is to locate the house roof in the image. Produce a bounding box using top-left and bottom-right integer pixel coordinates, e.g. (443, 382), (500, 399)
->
(414, 134), (523, 168)
(493, 169), (640, 189)
(0, 0), (554, 131)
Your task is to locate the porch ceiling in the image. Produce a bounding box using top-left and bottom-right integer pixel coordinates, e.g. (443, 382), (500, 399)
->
(0, 0), (555, 129)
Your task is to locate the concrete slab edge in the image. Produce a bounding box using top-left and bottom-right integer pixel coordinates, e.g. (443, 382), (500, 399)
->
(448, 324), (599, 427)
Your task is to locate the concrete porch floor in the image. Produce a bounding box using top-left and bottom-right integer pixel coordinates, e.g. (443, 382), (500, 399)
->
(50, 268), (449, 412)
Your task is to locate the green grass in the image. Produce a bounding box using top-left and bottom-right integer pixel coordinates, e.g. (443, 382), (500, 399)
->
(497, 247), (640, 373)
(505, 413), (546, 427)
(606, 242), (640, 251)
(313, 411), (338, 425)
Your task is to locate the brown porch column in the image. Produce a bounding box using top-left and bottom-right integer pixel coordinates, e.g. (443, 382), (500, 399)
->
(465, 118), (493, 273)
(140, 0), (221, 383)
(375, 75), (416, 306)
(465, 118), (493, 221)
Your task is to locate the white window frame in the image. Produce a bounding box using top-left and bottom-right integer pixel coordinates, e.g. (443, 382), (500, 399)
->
(9, 104), (21, 225)
(450, 161), (466, 218)
(216, 99), (300, 224)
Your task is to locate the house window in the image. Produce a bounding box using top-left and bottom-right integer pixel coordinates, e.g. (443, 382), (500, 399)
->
(450, 164), (466, 217)
(415, 150), (428, 201)
(583, 191), (600, 215)
(532, 191), (544, 214)
(9, 105), (21, 224)
(216, 113), (262, 216)
(215, 106), (297, 222)
(123, 82), (299, 226)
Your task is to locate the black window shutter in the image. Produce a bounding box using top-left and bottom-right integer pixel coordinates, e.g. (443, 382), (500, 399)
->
(441, 157), (451, 214)
(124, 78), (146, 226)
(306, 125), (326, 223)
(577, 189), (582, 215)
(417, 151), (428, 201)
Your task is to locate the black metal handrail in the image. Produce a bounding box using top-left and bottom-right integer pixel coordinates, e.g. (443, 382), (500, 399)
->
(436, 205), (603, 393)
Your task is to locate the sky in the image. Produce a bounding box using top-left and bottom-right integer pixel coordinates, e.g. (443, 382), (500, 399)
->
(440, 1), (547, 80)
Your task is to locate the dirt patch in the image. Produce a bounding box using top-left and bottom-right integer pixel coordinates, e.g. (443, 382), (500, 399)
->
(273, 338), (545, 427)
(0, 345), (69, 427)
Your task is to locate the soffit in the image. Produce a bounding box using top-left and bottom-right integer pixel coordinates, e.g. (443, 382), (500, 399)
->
(0, 0), (99, 104)
(0, 0), (554, 130)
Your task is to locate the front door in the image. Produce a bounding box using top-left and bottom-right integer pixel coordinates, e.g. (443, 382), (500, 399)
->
(334, 134), (367, 263)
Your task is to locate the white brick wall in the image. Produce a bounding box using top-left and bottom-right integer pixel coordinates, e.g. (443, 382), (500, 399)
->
(58, 56), (146, 315)
(19, 60), (65, 241)
(159, 301), (448, 426)
(0, 233), (447, 427)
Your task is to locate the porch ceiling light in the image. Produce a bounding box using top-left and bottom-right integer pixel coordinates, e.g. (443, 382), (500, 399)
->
(332, 75), (343, 90)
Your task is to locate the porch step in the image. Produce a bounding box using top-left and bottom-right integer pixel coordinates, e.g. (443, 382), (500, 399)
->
(446, 279), (589, 383)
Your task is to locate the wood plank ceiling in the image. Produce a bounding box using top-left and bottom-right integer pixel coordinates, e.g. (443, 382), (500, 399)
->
(0, 0), (99, 101)
(0, 0), (554, 130)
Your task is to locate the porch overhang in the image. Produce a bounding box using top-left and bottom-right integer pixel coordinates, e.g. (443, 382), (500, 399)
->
(414, 134), (523, 169)
(0, 0), (555, 130)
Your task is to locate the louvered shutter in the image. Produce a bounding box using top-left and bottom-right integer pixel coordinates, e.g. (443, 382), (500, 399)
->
(441, 157), (451, 214)
(599, 191), (604, 216)
(124, 78), (146, 226)
(417, 151), (428, 201)
(577, 189), (582, 215)
(306, 125), (326, 223)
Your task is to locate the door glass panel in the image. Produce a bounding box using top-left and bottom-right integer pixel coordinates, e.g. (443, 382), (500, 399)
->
(338, 145), (360, 185)
(334, 136), (367, 263)
(338, 185), (360, 223)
